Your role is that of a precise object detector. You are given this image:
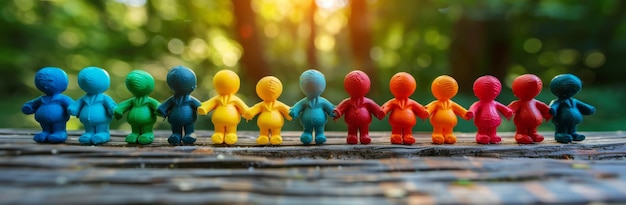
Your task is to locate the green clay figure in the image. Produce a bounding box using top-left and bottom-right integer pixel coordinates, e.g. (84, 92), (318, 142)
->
(114, 70), (160, 145)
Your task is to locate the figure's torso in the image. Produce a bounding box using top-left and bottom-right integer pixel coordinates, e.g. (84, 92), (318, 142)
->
(473, 101), (502, 127)
(78, 94), (112, 124)
(513, 100), (543, 126)
(35, 95), (70, 123)
(257, 102), (285, 129)
(553, 99), (582, 125)
(429, 100), (458, 127)
(127, 97), (157, 125)
(211, 96), (242, 125)
(343, 99), (373, 126)
(387, 99), (417, 128)
(300, 97), (329, 127)
(166, 96), (197, 125)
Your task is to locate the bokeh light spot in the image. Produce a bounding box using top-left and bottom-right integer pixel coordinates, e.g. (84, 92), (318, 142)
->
(167, 38), (185, 54)
(370, 47), (383, 61)
(315, 34), (335, 51)
(557, 49), (580, 65)
(584, 50), (605, 68)
(417, 54), (432, 68)
(523, 38), (542, 54)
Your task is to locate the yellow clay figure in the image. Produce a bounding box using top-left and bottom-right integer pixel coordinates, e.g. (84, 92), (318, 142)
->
(197, 70), (249, 145)
(243, 76), (293, 145)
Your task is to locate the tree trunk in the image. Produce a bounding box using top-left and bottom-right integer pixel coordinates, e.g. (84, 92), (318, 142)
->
(306, 0), (318, 69)
(232, 0), (271, 82)
(348, 0), (379, 94)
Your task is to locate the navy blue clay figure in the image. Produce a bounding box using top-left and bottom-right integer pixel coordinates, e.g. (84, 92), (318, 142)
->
(549, 74), (595, 143)
(289, 69), (336, 145)
(157, 66), (202, 145)
(22, 67), (74, 143)
(68, 67), (117, 145)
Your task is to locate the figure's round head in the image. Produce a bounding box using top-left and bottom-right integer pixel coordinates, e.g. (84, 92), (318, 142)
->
(431, 75), (458, 100)
(166, 66), (197, 95)
(344, 70), (370, 98)
(256, 76), (283, 101)
(299, 69), (326, 98)
(389, 72), (416, 99)
(473, 75), (502, 101)
(512, 74), (542, 100)
(550, 74), (582, 99)
(34, 67), (68, 95)
(213, 70), (240, 95)
(125, 70), (155, 97)
(78, 67), (110, 95)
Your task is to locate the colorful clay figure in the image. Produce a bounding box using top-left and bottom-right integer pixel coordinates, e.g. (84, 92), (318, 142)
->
(381, 72), (429, 145)
(198, 70), (249, 145)
(289, 69), (336, 145)
(157, 66), (202, 145)
(22, 67), (74, 143)
(334, 71), (385, 144)
(508, 74), (552, 144)
(114, 70), (160, 145)
(243, 76), (292, 145)
(468, 75), (512, 144)
(549, 74), (595, 143)
(68, 67), (117, 145)
(426, 75), (472, 145)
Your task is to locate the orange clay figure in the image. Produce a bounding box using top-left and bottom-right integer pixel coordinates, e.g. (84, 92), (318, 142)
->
(333, 70), (385, 145)
(381, 72), (429, 145)
(469, 75), (513, 144)
(243, 76), (292, 145)
(426, 75), (473, 145)
(508, 74), (552, 144)
(197, 70), (249, 145)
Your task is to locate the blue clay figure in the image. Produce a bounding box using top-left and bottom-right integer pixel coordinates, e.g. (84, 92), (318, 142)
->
(68, 67), (117, 145)
(549, 74), (595, 143)
(22, 67), (74, 143)
(114, 70), (160, 145)
(157, 66), (202, 145)
(289, 69), (336, 145)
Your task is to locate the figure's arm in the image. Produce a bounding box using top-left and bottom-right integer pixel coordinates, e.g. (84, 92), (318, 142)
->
(275, 101), (292, 121)
(231, 95), (250, 115)
(103, 95), (117, 116)
(197, 97), (218, 115)
(409, 100), (429, 120)
(548, 99), (560, 117)
(289, 98), (306, 119)
(425, 101), (437, 116)
(333, 99), (350, 120)
(381, 99), (394, 115)
(508, 101), (519, 116)
(535, 100), (552, 121)
(320, 98), (336, 118)
(67, 97), (84, 116)
(21, 97), (42, 114)
(114, 98), (133, 120)
(190, 97), (202, 109)
(243, 102), (262, 120)
(146, 97), (160, 111)
(574, 99), (596, 115)
(495, 102), (513, 120)
(157, 97), (173, 117)
(452, 102), (472, 120)
(365, 98), (385, 120)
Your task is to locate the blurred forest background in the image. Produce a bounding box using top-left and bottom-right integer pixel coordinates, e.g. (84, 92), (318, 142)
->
(2, 0), (625, 132)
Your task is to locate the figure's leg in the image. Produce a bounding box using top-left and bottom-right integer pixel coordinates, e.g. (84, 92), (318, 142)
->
(402, 127), (415, 145)
(126, 124), (140, 144)
(168, 124), (183, 145)
(346, 125), (358, 144)
(212, 124), (226, 144)
(181, 123), (197, 145)
(390, 126), (403, 144)
(48, 122), (68, 143)
(553, 121), (572, 143)
(514, 124), (533, 144)
(224, 125), (238, 145)
(475, 124), (490, 144)
(530, 126), (544, 142)
(91, 123), (110, 145)
(257, 127), (270, 145)
(314, 126), (327, 145)
(358, 125), (371, 145)
(443, 126), (456, 144)
(569, 124), (585, 141)
(300, 125), (314, 145)
(269, 128), (283, 145)
(79, 124), (95, 145)
(34, 122), (52, 143)
(431, 125), (445, 145)
(138, 123), (155, 145)
(488, 126), (501, 144)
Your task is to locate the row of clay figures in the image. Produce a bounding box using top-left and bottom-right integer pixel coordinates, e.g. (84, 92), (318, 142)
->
(23, 66), (595, 146)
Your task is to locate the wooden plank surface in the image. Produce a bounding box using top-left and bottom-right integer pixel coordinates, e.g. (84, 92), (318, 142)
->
(1, 129), (626, 204)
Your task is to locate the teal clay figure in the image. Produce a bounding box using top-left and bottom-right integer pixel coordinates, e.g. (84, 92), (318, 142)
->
(68, 67), (117, 145)
(114, 70), (160, 145)
(549, 74), (595, 143)
(22, 67), (74, 143)
(289, 69), (336, 145)
(157, 66), (202, 145)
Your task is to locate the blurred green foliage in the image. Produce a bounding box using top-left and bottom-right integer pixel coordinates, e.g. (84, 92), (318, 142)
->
(2, 0), (625, 132)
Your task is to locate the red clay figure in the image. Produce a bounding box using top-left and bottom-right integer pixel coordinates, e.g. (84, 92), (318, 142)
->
(469, 75), (512, 144)
(381, 72), (429, 145)
(333, 70), (385, 145)
(508, 74), (552, 144)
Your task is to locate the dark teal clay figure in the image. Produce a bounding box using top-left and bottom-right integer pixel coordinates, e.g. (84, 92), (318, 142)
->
(22, 67), (74, 143)
(157, 66), (202, 145)
(114, 70), (160, 145)
(549, 74), (595, 143)
(289, 69), (336, 145)
(68, 67), (117, 145)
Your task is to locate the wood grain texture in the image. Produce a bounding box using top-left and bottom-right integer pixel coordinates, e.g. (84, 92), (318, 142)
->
(1, 129), (625, 204)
